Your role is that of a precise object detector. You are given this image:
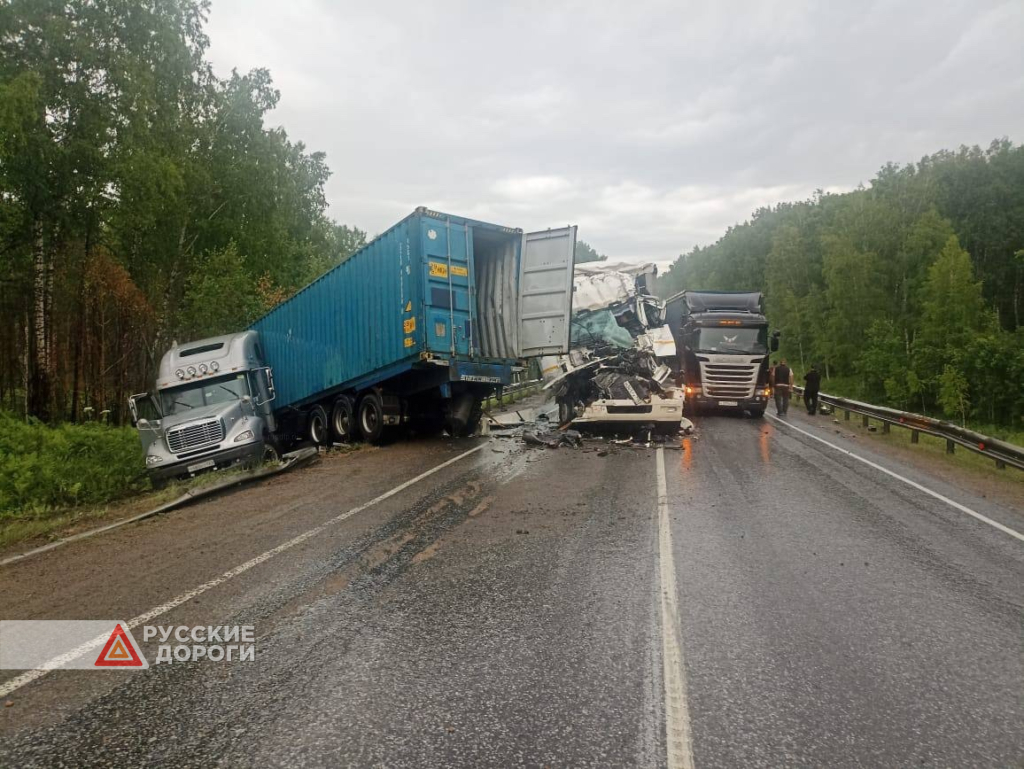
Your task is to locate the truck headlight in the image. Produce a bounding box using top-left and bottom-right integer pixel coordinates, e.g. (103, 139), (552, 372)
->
(234, 430), (254, 443)
(175, 368), (185, 380)
(146, 455), (164, 466)
(199, 363), (209, 374)
(210, 361), (220, 372)
(186, 366), (197, 377)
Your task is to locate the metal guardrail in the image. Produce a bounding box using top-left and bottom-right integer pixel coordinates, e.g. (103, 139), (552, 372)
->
(794, 386), (1024, 471)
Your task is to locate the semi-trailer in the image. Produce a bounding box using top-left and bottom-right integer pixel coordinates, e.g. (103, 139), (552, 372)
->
(129, 208), (577, 480)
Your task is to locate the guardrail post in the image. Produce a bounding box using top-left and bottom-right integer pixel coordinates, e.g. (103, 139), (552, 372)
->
(862, 415), (869, 428)
(996, 459), (1006, 470)
(946, 439), (955, 454)
(911, 430), (919, 444)
(882, 422), (890, 434)
(844, 410), (850, 421)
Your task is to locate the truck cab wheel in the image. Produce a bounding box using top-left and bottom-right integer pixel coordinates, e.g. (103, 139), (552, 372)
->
(747, 406), (766, 418)
(307, 405), (329, 445)
(331, 396), (356, 441)
(358, 392), (386, 444)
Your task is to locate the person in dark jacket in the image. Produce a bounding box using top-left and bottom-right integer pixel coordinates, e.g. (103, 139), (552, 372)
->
(771, 359), (793, 415)
(804, 364), (821, 415)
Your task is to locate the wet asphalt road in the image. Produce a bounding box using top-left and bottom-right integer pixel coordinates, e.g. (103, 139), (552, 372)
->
(0, 411), (1022, 767)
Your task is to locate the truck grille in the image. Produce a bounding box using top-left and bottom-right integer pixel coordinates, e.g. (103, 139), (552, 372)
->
(166, 418), (224, 454)
(699, 360), (760, 398)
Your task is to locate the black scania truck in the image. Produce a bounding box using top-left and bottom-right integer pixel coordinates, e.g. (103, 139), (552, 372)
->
(664, 290), (778, 417)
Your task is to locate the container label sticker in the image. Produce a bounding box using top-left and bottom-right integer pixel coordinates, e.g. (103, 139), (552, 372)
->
(451, 265), (468, 277)
(435, 322), (447, 338)
(404, 337), (415, 348)
(429, 262), (448, 278)
(403, 317), (416, 333)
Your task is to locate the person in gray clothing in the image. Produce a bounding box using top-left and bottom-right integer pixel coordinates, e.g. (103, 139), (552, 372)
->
(771, 359), (793, 415)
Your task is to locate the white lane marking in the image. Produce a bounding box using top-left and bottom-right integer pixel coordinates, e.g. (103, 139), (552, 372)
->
(0, 444), (489, 699)
(767, 415), (1024, 544)
(656, 448), (696, 769)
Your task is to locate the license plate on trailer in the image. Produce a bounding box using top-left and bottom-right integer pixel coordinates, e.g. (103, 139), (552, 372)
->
(187, 459), (216, 473)
(718, 400), (739, 406)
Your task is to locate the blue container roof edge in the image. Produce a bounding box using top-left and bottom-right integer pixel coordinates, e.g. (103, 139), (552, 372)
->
(250, 207), (522, 329)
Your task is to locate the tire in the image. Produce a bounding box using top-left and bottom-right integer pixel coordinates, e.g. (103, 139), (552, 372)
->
(357, 392), (386, 444)
(262, 440), (281, 464)
(748, 406), (766, 418)
(307, 404), (329, 445)
(557, 400), (575, 425)
(331, 395), (356, 441)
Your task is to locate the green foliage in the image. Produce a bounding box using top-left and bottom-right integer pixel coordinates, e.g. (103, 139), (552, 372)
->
(937, 365), (970, 425)
(0, 0), (363, 422)
(655, 141), (1024, 430)
(575, 240), (607, 263)
(178, 243), (263, 339)
(0, 412), (146, 518)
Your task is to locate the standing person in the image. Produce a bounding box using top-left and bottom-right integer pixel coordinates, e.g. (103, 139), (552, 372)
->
(804, 363), (821, 415)
(772, 358), (793, 415)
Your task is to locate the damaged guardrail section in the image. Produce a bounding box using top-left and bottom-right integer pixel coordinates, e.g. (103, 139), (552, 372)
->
(797, 387), (1024, 471)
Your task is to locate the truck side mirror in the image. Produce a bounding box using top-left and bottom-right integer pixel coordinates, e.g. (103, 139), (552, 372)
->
(770, 330), (781, 352)
(253, 367), (277, 408)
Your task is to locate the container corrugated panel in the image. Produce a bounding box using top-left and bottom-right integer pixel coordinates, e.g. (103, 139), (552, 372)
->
(251, 213), (422, 409)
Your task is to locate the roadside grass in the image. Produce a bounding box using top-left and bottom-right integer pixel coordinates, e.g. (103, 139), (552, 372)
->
(0, 439), (360, 552)
(831, 412), (1024, 486)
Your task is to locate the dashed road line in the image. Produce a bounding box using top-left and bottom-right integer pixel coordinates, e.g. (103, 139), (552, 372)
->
(0, 444), (489, 699)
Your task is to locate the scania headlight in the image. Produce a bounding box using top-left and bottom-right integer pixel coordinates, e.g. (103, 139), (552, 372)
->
(175, 369), (185, 380)
(234, 430), (254, 443)
(210, 361), (220, 372)
(146, 455), (164, 466)
(186, 366), (197, 377)
(199, 363), (209, 375)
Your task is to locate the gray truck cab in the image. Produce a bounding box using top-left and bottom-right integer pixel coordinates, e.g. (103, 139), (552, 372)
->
(128, 331), (277, 481)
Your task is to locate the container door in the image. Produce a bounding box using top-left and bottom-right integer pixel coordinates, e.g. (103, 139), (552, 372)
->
(517, 226), (577, 357)
(422, 217), (472, 357)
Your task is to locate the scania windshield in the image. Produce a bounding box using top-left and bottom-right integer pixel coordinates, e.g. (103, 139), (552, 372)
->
(695, 326), (768, 354)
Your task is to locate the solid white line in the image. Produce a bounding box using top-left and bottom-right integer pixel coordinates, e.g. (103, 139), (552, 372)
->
(656, 448), (695, 769)
(767, 415), (1024, 544)
(0, 444), (489, 699)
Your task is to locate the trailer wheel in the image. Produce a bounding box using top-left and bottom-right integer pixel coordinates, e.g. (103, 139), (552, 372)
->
(331, 395), (356, 441)
(358, 392), (386, 444)
(307, 405), (329, 445)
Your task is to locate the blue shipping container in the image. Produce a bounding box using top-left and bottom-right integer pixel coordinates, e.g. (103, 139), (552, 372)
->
(251, 208), (576, 410)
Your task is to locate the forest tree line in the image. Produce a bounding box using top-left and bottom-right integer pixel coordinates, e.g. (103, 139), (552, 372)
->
(0, 0), (366, 424)
(656, 140), (1024, 429)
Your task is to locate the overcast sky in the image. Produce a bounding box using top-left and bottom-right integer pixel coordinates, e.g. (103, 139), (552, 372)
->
(206, 0), (1024, 262)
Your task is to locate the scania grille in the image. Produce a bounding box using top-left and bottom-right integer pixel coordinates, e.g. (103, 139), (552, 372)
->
(700, 362), (758, 398)
(167, 418), (224, 454)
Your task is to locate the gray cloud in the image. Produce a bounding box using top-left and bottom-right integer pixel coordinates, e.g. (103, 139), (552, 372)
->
(205, 0), (1024, 261)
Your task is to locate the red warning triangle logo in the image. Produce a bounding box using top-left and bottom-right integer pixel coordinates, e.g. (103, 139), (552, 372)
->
(94, 623), (146, 667)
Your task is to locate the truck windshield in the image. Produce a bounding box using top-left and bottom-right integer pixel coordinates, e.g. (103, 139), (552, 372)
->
(160, 374), (250, 415)
(696, 326), (767, 354)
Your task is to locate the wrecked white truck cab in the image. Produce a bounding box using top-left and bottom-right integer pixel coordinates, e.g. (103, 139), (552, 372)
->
(541, 262), (686, 433)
